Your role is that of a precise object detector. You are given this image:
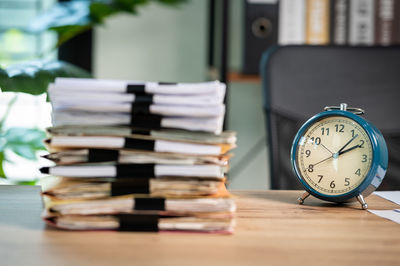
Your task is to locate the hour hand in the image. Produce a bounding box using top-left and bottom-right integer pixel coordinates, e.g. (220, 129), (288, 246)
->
(338, 144), (361, 156)
(337, 134), (359, 154)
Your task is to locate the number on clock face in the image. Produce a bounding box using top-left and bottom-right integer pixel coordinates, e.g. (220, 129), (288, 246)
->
(295, 116), (373, 195)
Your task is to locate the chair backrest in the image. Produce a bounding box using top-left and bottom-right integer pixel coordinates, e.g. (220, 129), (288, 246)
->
(261, 45), (400, 190)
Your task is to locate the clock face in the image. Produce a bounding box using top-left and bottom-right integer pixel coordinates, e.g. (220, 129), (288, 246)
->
(295, 115), (373, 196)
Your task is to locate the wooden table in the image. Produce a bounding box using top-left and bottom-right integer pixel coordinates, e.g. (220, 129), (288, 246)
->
(0, 186), (399, 266)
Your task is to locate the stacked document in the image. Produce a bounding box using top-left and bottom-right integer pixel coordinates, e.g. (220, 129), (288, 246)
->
(41, 78), (237, 233)
(49, 78), (226, 134)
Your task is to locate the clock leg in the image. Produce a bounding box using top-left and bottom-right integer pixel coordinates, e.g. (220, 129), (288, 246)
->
(297, 191), (310, 205)
(356, 194), (368, 210)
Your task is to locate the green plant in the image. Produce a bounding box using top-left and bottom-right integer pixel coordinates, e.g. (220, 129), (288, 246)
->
(28, 0), (187, 49)
(0, 0), (187, 183)
(0, 60), (91, 95)
(0, 61), (90, 183)
(0, 95), (46, 182)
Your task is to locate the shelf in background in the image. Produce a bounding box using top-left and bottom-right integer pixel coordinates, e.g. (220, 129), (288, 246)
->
(228, 72), (261, 83)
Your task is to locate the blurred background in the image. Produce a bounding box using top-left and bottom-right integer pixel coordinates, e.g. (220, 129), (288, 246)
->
(0, 0), (269, 188)
(1, 0), (399, 190)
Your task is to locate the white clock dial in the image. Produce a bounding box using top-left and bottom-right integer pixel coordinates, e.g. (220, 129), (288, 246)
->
(295, 116), (373, 195)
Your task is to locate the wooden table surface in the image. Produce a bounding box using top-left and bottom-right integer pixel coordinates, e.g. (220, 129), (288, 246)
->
(0, 185), (399, 266)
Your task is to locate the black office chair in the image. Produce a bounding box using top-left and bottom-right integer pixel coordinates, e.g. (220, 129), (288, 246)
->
(260, 46), (400, 190)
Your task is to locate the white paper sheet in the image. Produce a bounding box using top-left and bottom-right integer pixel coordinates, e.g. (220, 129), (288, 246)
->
(46, 164), (225, 178)
(49, 85), (225, 105)
(49, 136), (223, 155)
(52, 104), (225, 117)
(368, 209), (400, 224)
(373, 191), (400, 206)
(54, 78), (226, 95)
(51, 112), (224, 134)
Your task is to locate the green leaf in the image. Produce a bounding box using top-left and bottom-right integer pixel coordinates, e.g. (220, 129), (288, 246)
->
(26, 1), (93, 46)
(4, 128), (46, 149)
(155, 0), (188, 6)
(8, 145), (37, 160)
(14, 180), (39, 186)
(27, 1), (91, 33)
(3, 127), (47, 160)
(113, 0), (148, 13)
(52, 24), (93, 47)
(0, 60), (91, 95)
(0, 152), (6, 178)
(90, 2), (119, 23)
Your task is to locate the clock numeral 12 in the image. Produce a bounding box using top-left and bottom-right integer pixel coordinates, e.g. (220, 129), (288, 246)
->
(335, 124), (344, 133)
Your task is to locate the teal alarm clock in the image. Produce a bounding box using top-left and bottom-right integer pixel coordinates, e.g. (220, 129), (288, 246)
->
(291, 103), (388, 209)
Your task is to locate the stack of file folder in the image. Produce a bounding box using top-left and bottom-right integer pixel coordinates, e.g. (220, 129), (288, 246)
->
(40, 78), (237, 233)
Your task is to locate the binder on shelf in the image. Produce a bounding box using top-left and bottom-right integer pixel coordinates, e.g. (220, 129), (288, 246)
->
(242, 0), (278, 74)
(305, 0), (330, 45)
(278, 0), (305, 45)
(349, 0), (375, 46)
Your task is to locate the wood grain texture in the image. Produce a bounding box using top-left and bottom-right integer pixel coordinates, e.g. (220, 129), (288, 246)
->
(0, 186), (399, 266)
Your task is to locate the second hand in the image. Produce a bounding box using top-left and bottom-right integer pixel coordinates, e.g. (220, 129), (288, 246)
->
(320, 143), (334, 155)
(312, 155), (333, 167)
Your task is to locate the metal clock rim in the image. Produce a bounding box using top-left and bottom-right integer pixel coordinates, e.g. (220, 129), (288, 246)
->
(290, 110), (387, 203)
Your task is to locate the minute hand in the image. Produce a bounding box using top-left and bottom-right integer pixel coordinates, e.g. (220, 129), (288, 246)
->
(337, 134), (359, 154)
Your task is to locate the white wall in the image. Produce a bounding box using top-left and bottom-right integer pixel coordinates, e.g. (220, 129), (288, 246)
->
(94, 1), (207, 82)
